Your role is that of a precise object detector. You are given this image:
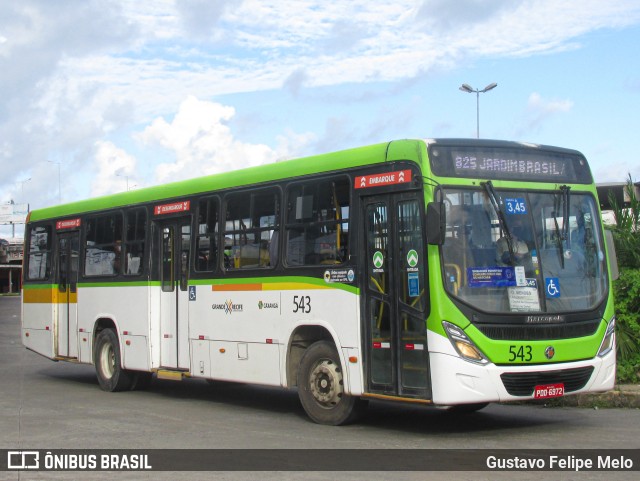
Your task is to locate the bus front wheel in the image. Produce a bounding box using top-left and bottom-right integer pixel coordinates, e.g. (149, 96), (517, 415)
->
(94, 328), (133, 392)
(297, 340), (366, 425)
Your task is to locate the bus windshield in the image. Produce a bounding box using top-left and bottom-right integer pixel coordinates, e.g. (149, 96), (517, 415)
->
(441, 187), (607, 314)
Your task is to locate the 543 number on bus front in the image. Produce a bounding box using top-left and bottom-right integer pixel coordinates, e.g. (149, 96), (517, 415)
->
(508, 345), (532, 362)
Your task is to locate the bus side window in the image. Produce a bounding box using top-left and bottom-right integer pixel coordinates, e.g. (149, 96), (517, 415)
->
(27, 224), (52, 280)
(224, 189), (279, 270)
(84, 212), (123, 277)
(196, 197), (219, 272)
(124, 208), (147, 276)
(284, 176), (350, 266)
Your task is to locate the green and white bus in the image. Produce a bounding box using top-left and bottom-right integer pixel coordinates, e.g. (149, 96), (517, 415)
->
(22, 138), (617, 425)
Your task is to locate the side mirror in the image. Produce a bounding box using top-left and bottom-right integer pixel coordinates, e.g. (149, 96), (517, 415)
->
(604, 230), (619, 281)
(426, 202), (446, 245)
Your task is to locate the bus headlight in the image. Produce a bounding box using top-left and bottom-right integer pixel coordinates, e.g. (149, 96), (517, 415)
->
(443, 321), (488, 365)
(597, 317), (616, 358)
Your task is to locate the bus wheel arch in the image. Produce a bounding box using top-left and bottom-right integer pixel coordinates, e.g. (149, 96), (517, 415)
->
(286, 324), (334, 388)
(93, 320), (133, 392)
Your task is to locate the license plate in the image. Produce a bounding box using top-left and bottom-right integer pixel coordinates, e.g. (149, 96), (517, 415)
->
(533, 383), (565, 399)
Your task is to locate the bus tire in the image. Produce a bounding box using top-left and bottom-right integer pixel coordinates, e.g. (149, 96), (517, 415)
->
(297, 340), (366, 425)
(131, 371), (153, 391)
(94, 328), (133, 392)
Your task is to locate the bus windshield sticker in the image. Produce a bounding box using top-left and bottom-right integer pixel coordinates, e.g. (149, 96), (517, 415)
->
(354, 169), (412, 189)
(467, 267), (516, 288)
(505, 198), (527, 215)
(508, 286), (541, 312)
(514, 265), (526, 286)
(545, 277), (561, 298)
(154, 200), (191, 216)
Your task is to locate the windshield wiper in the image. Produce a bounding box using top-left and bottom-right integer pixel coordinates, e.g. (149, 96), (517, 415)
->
(552, 185), (571, 268)
(481, 180), (515, 266)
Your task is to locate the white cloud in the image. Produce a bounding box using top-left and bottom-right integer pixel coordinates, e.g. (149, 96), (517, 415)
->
(518, 92), (574, 133)
(91, 141), (138, 196)
(138, 96), (280, 183)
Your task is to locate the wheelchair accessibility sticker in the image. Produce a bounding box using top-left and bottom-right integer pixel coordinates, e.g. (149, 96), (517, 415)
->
(545, 277), (561, 298)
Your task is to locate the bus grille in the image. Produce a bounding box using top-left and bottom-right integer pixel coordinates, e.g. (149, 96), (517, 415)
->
(477, 319), (601, 341)
(500, 366), (594, 396)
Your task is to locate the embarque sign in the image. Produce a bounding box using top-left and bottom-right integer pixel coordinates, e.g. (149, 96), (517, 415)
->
(354, 169), (412, 189)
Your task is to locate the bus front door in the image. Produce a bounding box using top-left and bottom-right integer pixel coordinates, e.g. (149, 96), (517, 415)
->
(157, 218), (191, 370)
(55, 232), (79, 358)
(362, 193), (431, 399)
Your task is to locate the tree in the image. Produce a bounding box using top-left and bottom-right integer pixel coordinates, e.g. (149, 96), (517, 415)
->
(608, 174), (640, 383)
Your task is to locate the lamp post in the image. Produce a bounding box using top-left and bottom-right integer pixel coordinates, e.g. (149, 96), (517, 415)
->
(459, 82), (497, 138)
(116, 172), (129, 191)
(19, 178), (31, 201)
(48, 160), (62, 203)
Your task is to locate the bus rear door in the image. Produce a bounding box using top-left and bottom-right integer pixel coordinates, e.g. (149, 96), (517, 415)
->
(157, 218), (192, 370)
(55, 231), (79, 358)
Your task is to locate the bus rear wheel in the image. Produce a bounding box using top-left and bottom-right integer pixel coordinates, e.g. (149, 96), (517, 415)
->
(94, 328), (133, 392)
(297, 340), (366, 425)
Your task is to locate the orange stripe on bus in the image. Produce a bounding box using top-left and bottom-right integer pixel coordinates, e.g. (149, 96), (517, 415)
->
(23, 289), (77, 304)
(212, 283), (263, 292)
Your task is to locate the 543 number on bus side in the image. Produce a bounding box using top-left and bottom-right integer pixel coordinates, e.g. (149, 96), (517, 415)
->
(292, 295), (312, 314)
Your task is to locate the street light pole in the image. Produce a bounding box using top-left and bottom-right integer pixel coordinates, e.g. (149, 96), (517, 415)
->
(19, 178), (31, 201)
(48, 161), (62, 203)
(459, 82), (498, 138)
(116, 173), (130, 191)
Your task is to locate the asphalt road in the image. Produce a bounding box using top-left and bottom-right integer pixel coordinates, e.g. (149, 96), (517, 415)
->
(1, 296), (638, 481)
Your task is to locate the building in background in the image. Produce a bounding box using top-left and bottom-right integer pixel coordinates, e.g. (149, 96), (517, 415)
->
(0, 202), (28, 293)
(597, 181), (640, 226)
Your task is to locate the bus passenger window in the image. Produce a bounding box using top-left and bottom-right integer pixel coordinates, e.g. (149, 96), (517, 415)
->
(84, 212), (123, 276)
(224, 189), (279, 270)
(27, 225), (52, 280)
(196, 197), (219, 272)
(285, 177), (350, 266)
(124, 209), (147, 275)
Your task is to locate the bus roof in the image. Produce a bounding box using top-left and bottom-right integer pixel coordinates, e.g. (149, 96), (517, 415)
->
(28, 137), (591, 223)
(29, 139), (426, 222)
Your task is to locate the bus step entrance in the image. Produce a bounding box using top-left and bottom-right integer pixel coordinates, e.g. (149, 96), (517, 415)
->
(156, 370), (187, 381)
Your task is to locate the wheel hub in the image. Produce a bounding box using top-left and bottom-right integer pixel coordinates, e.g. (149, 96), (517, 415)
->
(309, 359), (343, 407)
(100, 343), (115, 379)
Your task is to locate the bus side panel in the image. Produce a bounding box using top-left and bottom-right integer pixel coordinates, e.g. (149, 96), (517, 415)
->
(22, 328), (54, 359)
(209, 341), (281, 385)
(78, 284), (152, 370)
(22, 288), (56, 359)
(188, 283), (361, 391)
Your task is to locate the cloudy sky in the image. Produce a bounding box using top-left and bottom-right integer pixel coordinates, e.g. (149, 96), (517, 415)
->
(2, 0), (640, 237)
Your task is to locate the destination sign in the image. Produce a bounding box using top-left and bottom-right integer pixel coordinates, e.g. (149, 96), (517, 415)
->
(154, 200), (191, 216)
(56, 218), (81, 230)
(428, 144), (593, 183)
